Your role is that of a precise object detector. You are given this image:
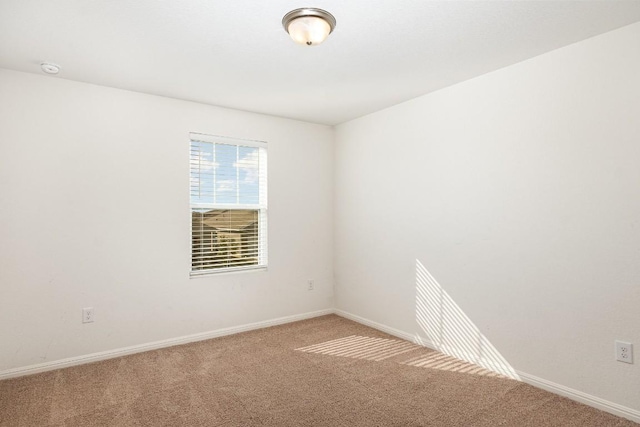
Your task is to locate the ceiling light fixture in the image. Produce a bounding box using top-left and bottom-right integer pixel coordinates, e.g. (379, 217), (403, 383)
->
(40, 62), (60, 74)
(282, 8), (336, 46)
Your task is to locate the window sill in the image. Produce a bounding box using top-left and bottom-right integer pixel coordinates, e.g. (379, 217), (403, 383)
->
(189, 266), (268, 278)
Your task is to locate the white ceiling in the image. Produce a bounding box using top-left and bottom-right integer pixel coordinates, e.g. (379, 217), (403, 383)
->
(2, 1), (640, 125)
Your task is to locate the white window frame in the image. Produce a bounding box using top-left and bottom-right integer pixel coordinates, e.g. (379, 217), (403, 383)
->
(189, 132), (268, 276)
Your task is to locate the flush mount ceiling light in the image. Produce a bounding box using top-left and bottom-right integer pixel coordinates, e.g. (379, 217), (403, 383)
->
(40, 62), (60, 74)
(282, 8), (336, 46)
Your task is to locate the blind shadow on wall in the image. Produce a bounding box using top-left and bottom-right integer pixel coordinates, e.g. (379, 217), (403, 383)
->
(415, 259), (520, 380)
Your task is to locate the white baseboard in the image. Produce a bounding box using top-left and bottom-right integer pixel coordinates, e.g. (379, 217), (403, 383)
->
(0, 308), (334, 381)
(334, 309), (417, 343)
(334, 309), (640, 424)
(517, 371), (640, 424)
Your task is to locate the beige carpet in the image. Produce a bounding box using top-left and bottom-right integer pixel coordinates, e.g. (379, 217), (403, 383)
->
(0, 314), (636, 426)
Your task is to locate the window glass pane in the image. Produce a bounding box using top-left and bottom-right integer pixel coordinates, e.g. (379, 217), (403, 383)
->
(191, 208), (259, 270)
(215, 144), (238, 204)
(238, 146), (259, 205)
(190, 141), (215, 204)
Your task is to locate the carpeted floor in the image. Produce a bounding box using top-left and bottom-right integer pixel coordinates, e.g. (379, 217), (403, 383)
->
(0, 314), (637, 426)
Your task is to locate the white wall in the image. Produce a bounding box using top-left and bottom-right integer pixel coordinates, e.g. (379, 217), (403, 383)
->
(334, 22), (640, 410)
(0, 69), (333, 371)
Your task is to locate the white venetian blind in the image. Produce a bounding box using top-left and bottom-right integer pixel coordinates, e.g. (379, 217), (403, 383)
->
(189, 133), (267, 274)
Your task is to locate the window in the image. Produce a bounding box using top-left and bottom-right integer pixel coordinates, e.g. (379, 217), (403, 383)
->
(189, 133), (267, 275)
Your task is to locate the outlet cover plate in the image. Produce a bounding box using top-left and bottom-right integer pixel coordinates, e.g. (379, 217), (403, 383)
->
(82, 307), (95, 323)
(615, 341), (633, 364)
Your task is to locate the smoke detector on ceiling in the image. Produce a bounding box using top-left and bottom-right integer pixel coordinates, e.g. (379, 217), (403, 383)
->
(40, 62), (60, 74)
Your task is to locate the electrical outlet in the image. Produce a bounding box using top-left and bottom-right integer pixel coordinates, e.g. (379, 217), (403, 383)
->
(82, 307), (95, 323)
(307, 280), (314, 291)
(615, 341), (633, 364)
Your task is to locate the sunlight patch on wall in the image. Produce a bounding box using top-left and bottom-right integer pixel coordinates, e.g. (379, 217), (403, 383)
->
(415, 259), (520, 380)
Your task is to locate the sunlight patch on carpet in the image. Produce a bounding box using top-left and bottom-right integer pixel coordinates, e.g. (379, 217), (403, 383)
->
(295, 335), (421, 361)
(296, 335), (507, 377)
(399, 352), (504, 377)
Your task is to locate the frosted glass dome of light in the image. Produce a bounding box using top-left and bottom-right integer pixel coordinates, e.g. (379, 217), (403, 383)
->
(287, 16), (331, 46)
